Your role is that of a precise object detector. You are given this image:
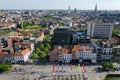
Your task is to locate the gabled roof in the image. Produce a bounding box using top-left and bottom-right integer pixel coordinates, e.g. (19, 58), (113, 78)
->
(0, 52), (8, 55)
(102, 38), (117, 45)
(24, 42), (34, 45)
(71, 45), (91, 53)
(14, 48), (30, 56)
(58, 48), (70, 54)
(50, 48), (70, 55)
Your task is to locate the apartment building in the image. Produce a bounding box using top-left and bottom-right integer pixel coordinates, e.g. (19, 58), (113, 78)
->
(50, 47), (72, 63)
(101, 38), (117, 60)
(13, 48), (30, 62)
(71, 45), (97, 63)
(58, 48), (72, 63)
(53, 26), (70, 45)
(87, 22), (113, 39)
(0, 52), (7, 62)
(112, 45), (120, 62)
(72, 30), (90, 44)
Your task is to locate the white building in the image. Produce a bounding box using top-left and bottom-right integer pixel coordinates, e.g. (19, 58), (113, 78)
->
(71, 45), (97, 63)
(58, 48), (72, 63)
(13, 48), (30, 62)
(23, 42), (34, 56)
(87, 22), (113, 39)
(101, 38), (117, 60)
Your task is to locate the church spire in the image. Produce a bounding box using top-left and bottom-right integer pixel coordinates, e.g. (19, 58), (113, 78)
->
(68, 6), (71, 14)
(95, 4), (97, 14)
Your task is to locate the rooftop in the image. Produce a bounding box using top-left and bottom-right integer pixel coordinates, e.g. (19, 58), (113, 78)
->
(71, 45), (91, 53)
(102, 38), (117, 45)
(50, 47), (70, 55)
(57, 26), (70, 29)
(14, 48), (30, 56)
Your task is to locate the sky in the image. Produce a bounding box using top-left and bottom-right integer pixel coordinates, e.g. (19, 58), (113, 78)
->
(0, 0), (120, 10)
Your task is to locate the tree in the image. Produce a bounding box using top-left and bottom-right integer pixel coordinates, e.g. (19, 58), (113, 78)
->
(44, 47), (49, 53)
(109, 61), (114, 71)
(40, 51), (46, 59)
(36, 48), (40, 55)
(102, 61), (114, 71)
(58, 21), (64, 26)
(44, 23), (49, 27)
(31, 53), (37, 60)
(23, 21), (29, 28)
(102, 61), (109, 71)
(43, 15), (52, 18)
(112, 29), (120, 36)
(39, 43), (44, 50)
(0, 63), (12, 73)
(46, 43), (51, 49)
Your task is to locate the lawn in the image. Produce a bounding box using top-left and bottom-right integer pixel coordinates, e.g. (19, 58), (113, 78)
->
(0, 30), (12, 35)
(25, 25), (41, 29)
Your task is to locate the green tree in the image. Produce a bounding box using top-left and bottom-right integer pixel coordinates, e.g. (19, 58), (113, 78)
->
(58, 21), (64, 26)
(39, 43), (44, 50)
(31, 53), (37, 60)
(46, 43), (51, 49)
(109, 61), (114, 71)
(102, 61), (109, 71)
(0, 63), (12, 73)
(0, 30), (12, 35)
(44, 47), (49, 53)
(23, 21), (29, 28)
(44, 23), (49, 27)
(112, 29), (120, 35)
(40, 51), (46, 59)
(102, 61), (114, 71)
(36, 48), (40, 55)
(43, 15), (52, 18)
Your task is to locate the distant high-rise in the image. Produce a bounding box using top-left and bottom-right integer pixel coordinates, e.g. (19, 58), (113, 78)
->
(74, 8), (77, 14)
(95, 4), (97, 17)
(95, 4), (97, 13)
(87, 22), (113, 39)
(68, 6), (71, 14)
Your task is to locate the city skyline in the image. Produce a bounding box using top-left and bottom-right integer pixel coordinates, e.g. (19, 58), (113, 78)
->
(0, 0), (120, 10)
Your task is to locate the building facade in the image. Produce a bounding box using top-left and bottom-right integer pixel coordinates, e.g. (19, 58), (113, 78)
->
(71, 45), (97, 63)
(53, 26), (70, 45)
(13, 48), (30, 62)
(112, 45), (120, 62)
(87, 22), (113, 39)
(72, 30), (90, 44)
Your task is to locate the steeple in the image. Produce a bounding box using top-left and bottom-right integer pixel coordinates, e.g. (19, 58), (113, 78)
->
(68, 6), (71, 14)
(95, 4), (97, 14)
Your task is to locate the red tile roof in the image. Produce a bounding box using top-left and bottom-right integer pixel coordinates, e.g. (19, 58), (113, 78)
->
(14, 48), (30, 56)
(102, 38), (117, 45)
(50, 48), (70, 55)
(24, 42), (34, 45)
(58, 48), (70, 54)
(71, 45), (91, 53)
(0, 52), (8, 55)
(0, 52), (7, 60)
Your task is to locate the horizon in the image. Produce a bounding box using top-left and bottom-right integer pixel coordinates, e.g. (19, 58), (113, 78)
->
(1, 9), (120, 11)
(0, 0), (120, 10)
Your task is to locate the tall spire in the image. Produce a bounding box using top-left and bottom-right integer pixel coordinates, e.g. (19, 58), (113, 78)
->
(95, 4), (97, 14)
(94, 4), (98, 19)
(68, 6), (71, 14)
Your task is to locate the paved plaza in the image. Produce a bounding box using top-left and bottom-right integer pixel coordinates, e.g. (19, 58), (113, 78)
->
(0, 64), (120, 80)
